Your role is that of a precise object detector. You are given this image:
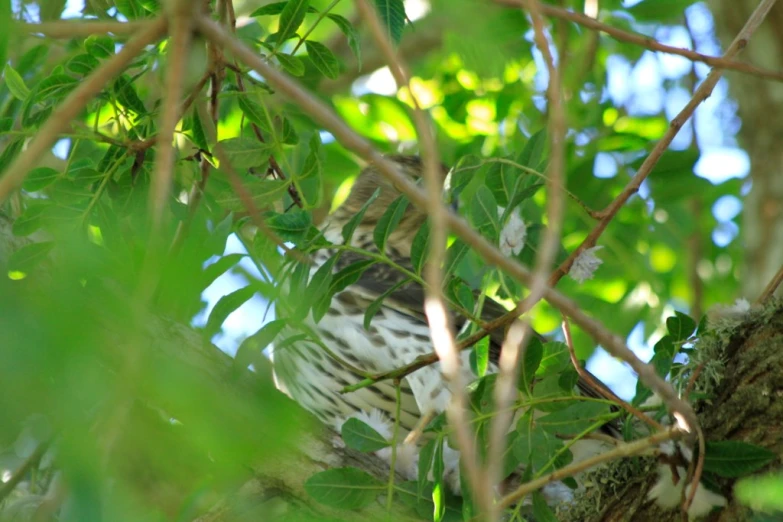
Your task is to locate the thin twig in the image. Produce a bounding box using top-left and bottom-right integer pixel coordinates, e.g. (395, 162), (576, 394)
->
(0, 18), (168, 204)
(0, 441), (50, 503)
(196, 14), (700, 438)
(547, 0), (779, 288)
(498, 428), (684, 509)
(148, 5), (193, 231)
(488, 0), (567, 512)
(355, 0), (487, 511)
(757, 263), (783, 303)
(562, 317), (664, 431)
(493, 0), (783, 84)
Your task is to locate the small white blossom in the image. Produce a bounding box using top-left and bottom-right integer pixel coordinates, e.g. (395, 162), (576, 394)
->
(499, 211), (527, 257)
(569, 245), (604, 283)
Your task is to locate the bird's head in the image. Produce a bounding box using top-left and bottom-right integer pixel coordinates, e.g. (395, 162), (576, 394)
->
(323, 155), (450, 257)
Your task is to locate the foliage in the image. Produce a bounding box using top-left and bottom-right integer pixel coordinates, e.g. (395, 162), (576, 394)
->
(0, 0), (772, 520)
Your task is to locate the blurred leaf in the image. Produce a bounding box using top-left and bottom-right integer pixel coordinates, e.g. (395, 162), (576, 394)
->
(219, 137), (272, 170)
(538, 401), (612, 435)
(629, 0), (699, 23)
(22, 167), (59, 192)
(4, 64), (30, 100)
(433, 437), (445, 522)
(293, 135), (322, 208)
(275, 52), (306, 76)
(84, 35), (114, 58)
(735, 473), (783, 511)
(304, 467), (384, 508)
(341, 418), (390, 452)
(8, 241), (54, 273)
(704, 441), (776, 478)
(469, 185), (499, 241)
(532, 491), (559, 521)
(251, 1), (318, 16)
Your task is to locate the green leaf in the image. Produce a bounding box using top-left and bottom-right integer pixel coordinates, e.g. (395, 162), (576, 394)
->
(666, 311), (696, 341)
(4, 64), (30, 100)
(251, 1), (318, 16)
(201, 253), (245, 289)
(514, 415), (571, 472)
(341, 418), (390, 452)
(517, 129), (547, 171)
(443, 239), (469, 277)
(704, 441), (776, 478)
(364, 277), (409, 330)
(327, 14), (362, 69)
(214, 178), (289, 210)
(309, 255), (338, 323)
(237, 95), (273, 134)
(305, 40), (340, 79)
(469, 185), (499, 241)
(204, 285), (257, 339)
(12, 204), (46, 237)
(84, 35), (114, 58)
(418, 438), (436, 493)
(532, 491), (559, 522)
(331, 260), (375, 294)
(537, 401), (612, 436)
(473, 336), (489, 377)
(304, 467), (384, 509)
(519, 337), (543, 393)
(22, 167), (59, 192)
(0, 117), (12, 132)
(341, 187), (381, 243)
(219, 137), (271, 170)
(8, 241), (54, 272)
(374, 0), (407, 45)
(433, 437), (445, 522)
(293, 136), (322, 208)
(275, 52), (305, 76)
(66, 54), (100, 76)
(373, 194), (409, 252)
(113, 75), (146, 114)
(277, 0), (311, 43)
(410, 219), (430, 274)
(0, 138), (23, 173)
(266, 211), (312, 244)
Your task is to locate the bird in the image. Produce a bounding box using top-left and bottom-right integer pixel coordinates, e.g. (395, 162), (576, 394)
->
(271, 154), (616, 474)
(270, 155), (727, 516)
